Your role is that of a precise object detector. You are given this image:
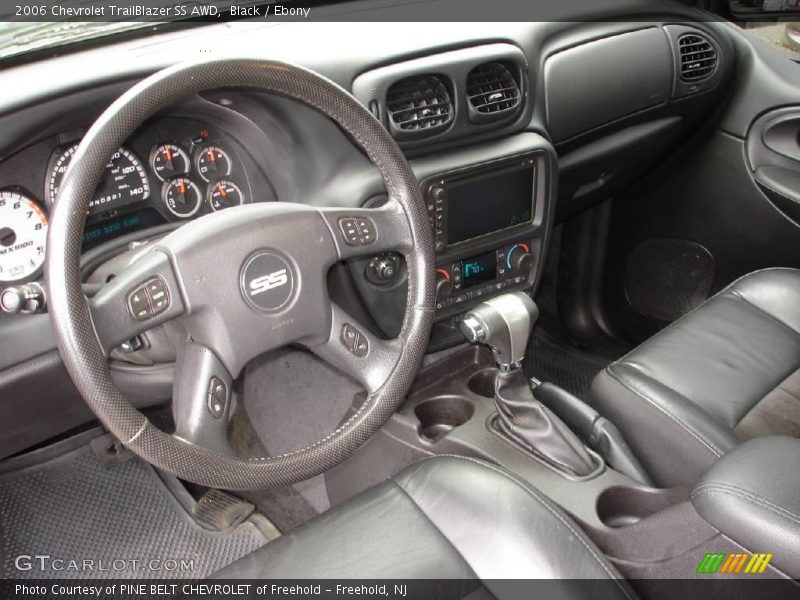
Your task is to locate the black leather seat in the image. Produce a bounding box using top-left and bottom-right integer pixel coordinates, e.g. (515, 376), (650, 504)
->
(591, 268), (800, 487)
(214, 455), (634, 596)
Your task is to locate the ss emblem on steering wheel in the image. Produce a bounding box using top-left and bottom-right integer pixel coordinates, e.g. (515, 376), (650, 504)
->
(240, 250), (295, 312)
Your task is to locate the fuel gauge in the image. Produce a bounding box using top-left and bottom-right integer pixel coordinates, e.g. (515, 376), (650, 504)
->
(208, 180), (244, 211)
(150, 144), (189, 181)
(163, 177), (201, 218)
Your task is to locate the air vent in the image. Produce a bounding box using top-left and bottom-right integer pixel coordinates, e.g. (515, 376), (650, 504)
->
(385, 75), (453, 138)
(678, 33), (717, 81)
(466, 62), (521, 122)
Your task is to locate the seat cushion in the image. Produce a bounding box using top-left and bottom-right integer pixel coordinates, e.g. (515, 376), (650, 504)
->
(591, 268), (800, 487)
(213, 455), (634, 597)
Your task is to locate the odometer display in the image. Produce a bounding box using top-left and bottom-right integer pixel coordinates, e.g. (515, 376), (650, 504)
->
(47, 144), (150, 215)
(0, 191), (48, 283)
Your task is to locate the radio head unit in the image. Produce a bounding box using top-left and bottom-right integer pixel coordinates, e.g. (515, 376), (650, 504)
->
(425, 158), (535, 252)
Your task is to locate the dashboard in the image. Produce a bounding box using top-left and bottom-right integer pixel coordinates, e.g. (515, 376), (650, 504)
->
(0, 115), (268, 285)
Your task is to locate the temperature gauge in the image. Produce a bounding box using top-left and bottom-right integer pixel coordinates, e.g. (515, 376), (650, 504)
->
(208, 180), (244, 211)
(162, 177), (201, 218)
(195, 146), (232, 182)
(150, 144), (190, 181)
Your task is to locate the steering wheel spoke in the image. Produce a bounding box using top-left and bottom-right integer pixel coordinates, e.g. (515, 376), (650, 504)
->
(88, 248), (185, 356)
(308, 302), (402, 393)
(171, 340), (235, 456)
(319, 196), (414, 261)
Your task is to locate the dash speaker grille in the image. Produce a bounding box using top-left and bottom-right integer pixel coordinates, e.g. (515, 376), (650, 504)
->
(624, 238), (715, 322)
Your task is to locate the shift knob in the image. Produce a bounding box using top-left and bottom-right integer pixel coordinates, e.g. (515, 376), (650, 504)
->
(459, 292), (538, 370)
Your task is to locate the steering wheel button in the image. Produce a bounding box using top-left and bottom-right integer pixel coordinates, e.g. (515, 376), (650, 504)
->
(127, 286), (151, 321)
(338, 218), (362, 246)
(207, 377), (228, 419)
(144, 277), (170, 315)
(355, 218), (375, 244)
(341, 323), (369, 357)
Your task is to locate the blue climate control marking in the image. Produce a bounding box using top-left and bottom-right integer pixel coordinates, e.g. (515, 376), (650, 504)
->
(463, 261), (485, 278)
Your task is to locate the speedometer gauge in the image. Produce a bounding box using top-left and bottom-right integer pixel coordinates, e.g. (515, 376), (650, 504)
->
(0, 191), (48, 283)
(46, 144), (150, 214)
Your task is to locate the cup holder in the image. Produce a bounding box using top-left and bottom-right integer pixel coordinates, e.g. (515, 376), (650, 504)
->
(415, 396), (475, 442)
(596, 486), (673, 528)
(467, 368), (497, 398)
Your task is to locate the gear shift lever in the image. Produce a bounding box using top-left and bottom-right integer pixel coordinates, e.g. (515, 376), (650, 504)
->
(459, 292), (538, 371)
(460, 292), (597, 477)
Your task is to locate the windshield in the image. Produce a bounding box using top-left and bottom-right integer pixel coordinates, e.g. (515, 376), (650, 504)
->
(0, 1), (272, 60)
(0, 22), (157, 59)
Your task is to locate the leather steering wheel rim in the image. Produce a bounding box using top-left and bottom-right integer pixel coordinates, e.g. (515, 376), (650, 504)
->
(45, 58), (435, 490)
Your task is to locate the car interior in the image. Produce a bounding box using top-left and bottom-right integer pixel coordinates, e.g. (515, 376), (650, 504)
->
(1, 0), (800, 596)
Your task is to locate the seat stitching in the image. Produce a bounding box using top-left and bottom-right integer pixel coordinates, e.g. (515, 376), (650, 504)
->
(394, 454), (635, 599)
(604, 369), (723, 458)
(692, 482), (800, 526)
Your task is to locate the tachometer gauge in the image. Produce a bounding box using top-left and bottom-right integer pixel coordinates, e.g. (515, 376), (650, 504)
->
(195, 146), (232, 182)
(208, 180), (244, 211)
(162, 177), (201, 218)
(47, 144), (150, 213)
(150, 143), (190, 181)
(0, 191), (48, 283)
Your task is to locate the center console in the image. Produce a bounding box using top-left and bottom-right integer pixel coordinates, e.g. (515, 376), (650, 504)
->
(350, 133), (556, 341)
(422, 156), (538, 316)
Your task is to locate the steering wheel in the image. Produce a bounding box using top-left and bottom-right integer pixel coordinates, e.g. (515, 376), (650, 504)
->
(45, 59), (435, 490)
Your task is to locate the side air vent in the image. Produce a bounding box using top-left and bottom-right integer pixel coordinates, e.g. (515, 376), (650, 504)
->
(385, 75), (453, 138)
(678, 33), (718, 81)
(466, 62), (521, 122)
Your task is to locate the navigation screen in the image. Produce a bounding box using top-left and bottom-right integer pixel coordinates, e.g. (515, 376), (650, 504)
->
(446, 165), (533, 245)
(461, 251), (497, 289)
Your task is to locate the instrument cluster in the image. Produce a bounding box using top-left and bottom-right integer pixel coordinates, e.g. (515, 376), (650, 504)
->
(0, 117), (261, 285)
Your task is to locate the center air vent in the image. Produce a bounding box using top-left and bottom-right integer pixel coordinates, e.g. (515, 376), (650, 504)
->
(466, 62), (521, 123)
(385, 75), (453, 139)
(678, 33), (718, 81)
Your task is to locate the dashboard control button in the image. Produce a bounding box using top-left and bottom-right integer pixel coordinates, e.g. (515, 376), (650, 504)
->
(366, 254), (400, 285)
(128, 286), (151, 321)
(435, 268), (453, 300)
(0, 282), (46, 314)
(507, 243), (533, 272)
(207, 377), (228, 418)
(341, 323), (369, 358)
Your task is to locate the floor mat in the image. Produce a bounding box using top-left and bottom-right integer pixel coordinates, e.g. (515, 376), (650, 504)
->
(525, 330), (612, 400)
(0, 440), (267, 579)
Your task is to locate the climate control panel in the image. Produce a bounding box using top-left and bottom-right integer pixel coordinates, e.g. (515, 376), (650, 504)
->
(435, 241), (533, 313)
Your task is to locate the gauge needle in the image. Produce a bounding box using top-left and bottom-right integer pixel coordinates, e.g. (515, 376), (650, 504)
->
(207, 149), (217, 171)
(218, 184), (227, 198)
(177, 181), (186, 205)
(164, 147), (173, 170)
